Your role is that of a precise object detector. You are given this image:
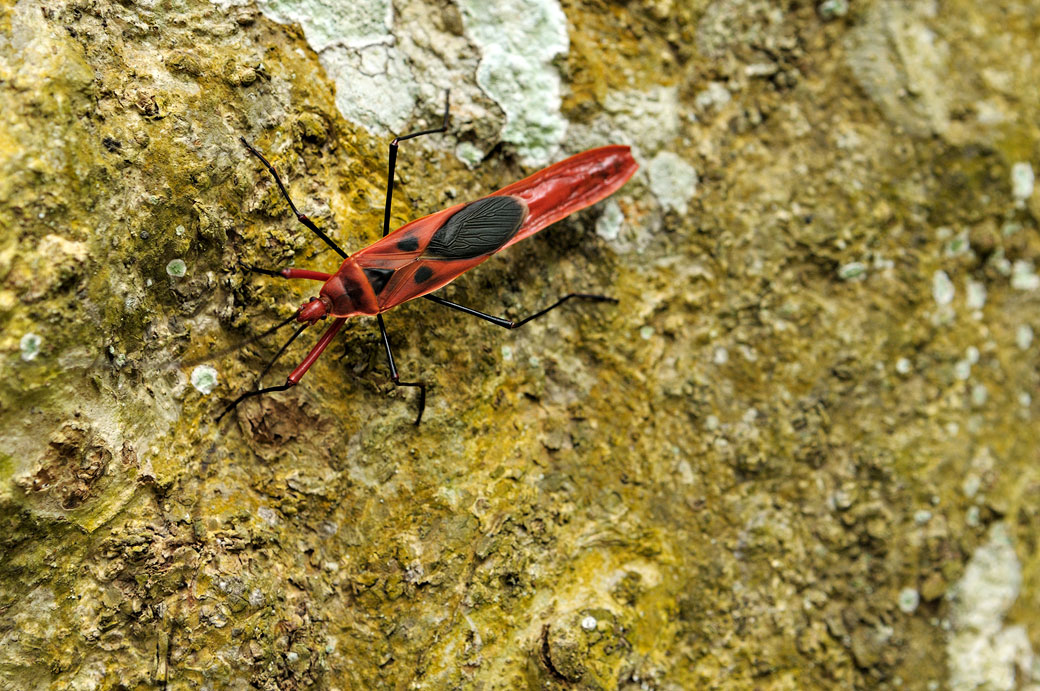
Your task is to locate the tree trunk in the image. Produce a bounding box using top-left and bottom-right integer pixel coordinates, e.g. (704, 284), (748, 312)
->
(1, 0), (1038, 688)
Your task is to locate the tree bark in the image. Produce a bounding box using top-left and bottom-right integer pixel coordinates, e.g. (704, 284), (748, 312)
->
(1, 0), (1038, 688)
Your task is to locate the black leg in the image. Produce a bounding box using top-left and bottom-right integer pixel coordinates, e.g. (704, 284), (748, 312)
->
(382, 90), (451, 238)
(239, 261), (284, 278)
(376, 314), (427, 425)
(239, 137), (349, 258)
(217, 380), (295, 422)
(216, 317), (312, 422)
(423, 293), (618, 329)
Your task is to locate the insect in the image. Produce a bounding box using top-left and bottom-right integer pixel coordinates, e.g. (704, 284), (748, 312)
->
(220, 93), (638, 425)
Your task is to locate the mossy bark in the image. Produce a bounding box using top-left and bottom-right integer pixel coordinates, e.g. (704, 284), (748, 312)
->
(1, 1), (1039, 689)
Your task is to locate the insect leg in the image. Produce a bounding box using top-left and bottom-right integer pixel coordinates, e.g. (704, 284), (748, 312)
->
(239, 137), (349, 258)
(376, 314), (427, 425)
(217, 381), (293, 423)
(382, 90), (451, 238)
(423, 293), (618, 329)
(217, 318), (346, 422)
(238, 261), (331, 282)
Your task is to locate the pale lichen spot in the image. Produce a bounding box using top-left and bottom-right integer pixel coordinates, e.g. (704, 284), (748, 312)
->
(1016, 325), (1033, 351)
(639, 325), (654, 340)
(20, 333), (41, 361)
(932, 270), (955, 306)
(1011, 261), (1039, 291)
(971, 384), (988, 407)
(944, 230), (970, 257)
(455, 141), (485, 170)
(647, 151), (698, 215)
(966, 279), (987, 311)
(898, 587), (920, 614)
(257, 506), (278, 525)
(838, 262), (867, 281)
(190, 365), (218, 395)
(694, 81), (731, 110)
(166, 258), (188, 278)
(818, 0), (850, 20)
(962, 474), (981, 499)
(595, 199), (624, 242)
(1010, 161), (1034, 202)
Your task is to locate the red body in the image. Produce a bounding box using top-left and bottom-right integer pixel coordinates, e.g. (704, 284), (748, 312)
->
(295, 145), (638, 322)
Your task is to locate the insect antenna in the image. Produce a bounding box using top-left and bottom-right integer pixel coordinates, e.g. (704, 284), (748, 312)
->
(256, 321), (310, 384)
(215, 320), (312, 420)
(178, 313), (300, 369)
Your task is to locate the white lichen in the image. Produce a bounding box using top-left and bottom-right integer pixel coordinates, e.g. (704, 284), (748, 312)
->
(838, 262), (867, 281)
(1016, 325), (1034, 351)
(818, 0), (849, 20)
(1011, 260), (1039, 291)
(965, 279), (987, 311)
(239, 0), (420, 133)
(971, 384), (988, 407)
(19, 333), (41, 361)
(647, 151), (697, 215)
(457, 0), (569, 165)
(947, 523), (1037, 690)
(166, 258), (187, 278)
(190, 365), (219, 395)
(595, 199), (624, 242)
(694, 81), (731, 110)
(944, 230), (970, 257)
(898, 587), (920, 614)
(454, 141), (485, 170)
(932, 270), (955, 306)
(1010, 161), (1034, 202)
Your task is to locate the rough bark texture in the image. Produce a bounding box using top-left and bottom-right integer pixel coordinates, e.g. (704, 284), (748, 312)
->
(1, 0), (1039, 689)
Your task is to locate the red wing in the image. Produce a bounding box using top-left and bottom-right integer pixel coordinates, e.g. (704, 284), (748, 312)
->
(495, 145), (637, 249)
(352, 145), (638, 311)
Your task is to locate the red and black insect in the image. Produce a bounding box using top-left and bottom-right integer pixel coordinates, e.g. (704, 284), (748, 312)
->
(220, 93), (638, 424)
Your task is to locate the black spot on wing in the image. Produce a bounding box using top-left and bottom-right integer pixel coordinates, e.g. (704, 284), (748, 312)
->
(426, 196), (525, 260)
(396, 236), (419, 252)
(363, 267), (394, 295)
(414, 265), (434, 284)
